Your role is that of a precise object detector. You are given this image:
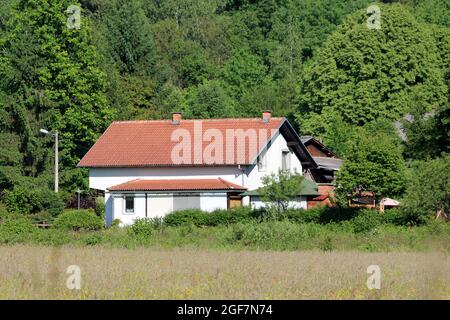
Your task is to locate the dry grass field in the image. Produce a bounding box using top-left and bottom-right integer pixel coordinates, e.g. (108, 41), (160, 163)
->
(0, 245), (448, 299)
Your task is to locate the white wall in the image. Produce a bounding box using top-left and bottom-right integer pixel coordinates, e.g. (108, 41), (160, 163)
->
(244, 131), (303, 190)
(90, 130), (304, 226)
(89, 132), (302, 193)
(111, 193), (147, 226)
(89, 166), (243, 192)
(109, 192), (228, 226)
(249, 196), (307, 210)
(148, 194), (173, 217)
(200, 193), (228, 211)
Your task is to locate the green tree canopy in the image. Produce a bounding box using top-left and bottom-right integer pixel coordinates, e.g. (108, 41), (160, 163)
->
(335, 121), (407, 202)
(402, 155), (450, 223)
(296, 3), (447, 137)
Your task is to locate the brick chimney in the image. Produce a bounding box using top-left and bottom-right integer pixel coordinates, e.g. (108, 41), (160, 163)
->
(262, 110), (272, 123)
(172, 112), (182, 125)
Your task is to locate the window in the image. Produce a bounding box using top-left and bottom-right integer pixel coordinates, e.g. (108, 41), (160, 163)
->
(124, 196), (134, 214)
(173, 194), (200, 211)
(282, 150), (291, 171)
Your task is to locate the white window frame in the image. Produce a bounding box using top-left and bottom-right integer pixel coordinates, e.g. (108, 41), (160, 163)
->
(282, 149), (291, 171)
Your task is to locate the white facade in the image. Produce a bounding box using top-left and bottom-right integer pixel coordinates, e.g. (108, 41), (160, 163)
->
(249, 196), (307, 210)
(108, 192), (228, 226)
(90, 131), (306, 226)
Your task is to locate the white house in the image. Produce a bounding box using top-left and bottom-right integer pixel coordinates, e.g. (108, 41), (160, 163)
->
(78, 111), (318, 226)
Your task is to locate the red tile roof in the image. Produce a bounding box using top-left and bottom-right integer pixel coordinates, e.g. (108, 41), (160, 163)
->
(78, 118), (285, 167)
(108, 178), (246, 191)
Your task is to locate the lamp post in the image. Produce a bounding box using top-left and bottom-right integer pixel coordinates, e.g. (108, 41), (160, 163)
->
(40, 129), (59, 193)
(76, 189), (82, 210)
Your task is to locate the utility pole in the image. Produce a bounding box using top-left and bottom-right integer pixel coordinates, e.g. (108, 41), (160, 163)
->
(54, 131), (59, 193)
(76, 189), (81, 210)
(39, 129), (59, 193)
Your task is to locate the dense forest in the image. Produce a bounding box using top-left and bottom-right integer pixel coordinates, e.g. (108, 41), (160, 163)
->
(0, 0), (448, 218)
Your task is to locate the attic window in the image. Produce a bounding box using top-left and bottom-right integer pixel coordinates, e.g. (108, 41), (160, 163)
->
(282, 150), (291, 171)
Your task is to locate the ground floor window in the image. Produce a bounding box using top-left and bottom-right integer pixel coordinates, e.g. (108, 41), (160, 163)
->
(173, 194), (200, 211)
(124, 195), (135, 214)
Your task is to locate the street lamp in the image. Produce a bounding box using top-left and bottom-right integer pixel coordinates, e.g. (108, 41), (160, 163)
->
(40, 128), (59, 193)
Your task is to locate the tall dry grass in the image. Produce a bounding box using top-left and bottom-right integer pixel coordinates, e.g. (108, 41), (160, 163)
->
(0, 245), (448, 299)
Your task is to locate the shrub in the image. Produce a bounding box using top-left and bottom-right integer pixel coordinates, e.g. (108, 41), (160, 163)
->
(40, 191), (65, 216)
(351, 210), (382, 233)
(381, 208), (408, 225)
(425, 219), (450, 235)
(164, 207), (258, 227)
(129, 218), (155, 237)
(0, 217), (38, 244)
(111, 219), (121, 227)
(3, 187), (64, 216)
(54, 209), (103, 231)
(95, 197), (105, 218)
(28, 211), (55, 224)
(163, 209), (205, 227)
(320, 236), (335, 252)
(84, 233), (104, 246)
(284, 208), (321, 223)
(3, 186), (42, 214)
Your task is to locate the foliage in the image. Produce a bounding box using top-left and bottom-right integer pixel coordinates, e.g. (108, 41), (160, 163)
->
(260, 170), (305, 215)
(296, 3), (447, 139)
(0, 0), (448, 208)
(335, 122), (407, 202)
(129, 218), (157, 237)
(402, 155), (450, 223)
(94, 196), (105, 218)
(163, 207), (258, 227)
(54, 209), (103, 231)
(350, 210), (382, 233)
(0, 0), (113, 193)
(3, 186), (63, 215)
(0, 217), (38, 244)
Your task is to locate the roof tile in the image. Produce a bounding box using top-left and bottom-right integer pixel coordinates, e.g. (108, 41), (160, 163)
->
(108, 178), (246, 191)
(78, 118), (285, 167)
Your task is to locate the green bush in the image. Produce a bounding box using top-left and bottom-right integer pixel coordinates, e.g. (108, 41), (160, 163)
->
(3, 186), (42, 214)
(0, 217), (38, 244)
(381, 208), (408, 225)
(129, 218), (156, 237)
(284, 208), (321, 223)
(84, 233), (104, 246)
(95, 197), (105, 218)
(3, 186), (64, 216)
(164, 207), (260, 227)
(163, 209), (205, 226)
(41, 191), (65, 216)
(351, 210), (382, 233)
(54, 209), (103, 231)
(28, 211), (55, 224)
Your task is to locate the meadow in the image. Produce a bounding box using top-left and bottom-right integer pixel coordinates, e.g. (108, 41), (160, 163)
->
(0, 246), (448, 299)
(1, 207), (449, 299)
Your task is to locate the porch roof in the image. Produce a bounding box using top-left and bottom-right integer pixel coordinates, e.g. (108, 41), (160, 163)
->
(107, 178), (246, 192)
